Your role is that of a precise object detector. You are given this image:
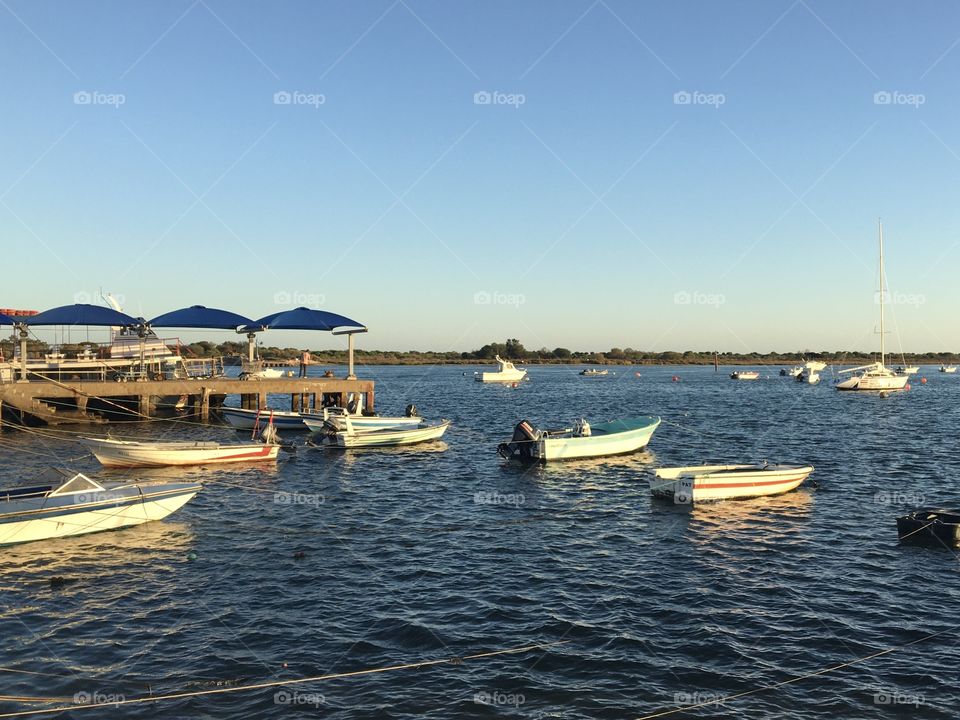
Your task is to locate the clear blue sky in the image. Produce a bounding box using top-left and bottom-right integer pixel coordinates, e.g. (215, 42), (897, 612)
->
(2, 1), (958, 354)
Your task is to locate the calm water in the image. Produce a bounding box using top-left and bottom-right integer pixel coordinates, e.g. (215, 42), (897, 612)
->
(1, 365), (958, 719)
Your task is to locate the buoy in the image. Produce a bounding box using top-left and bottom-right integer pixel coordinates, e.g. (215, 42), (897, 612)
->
(512, 382), (518, 388)
(905, 384), (911, 391)
(635, 372), (641, 377)
(921, 377), (927, 384)
(672, 375), (680, 382)
(186, 552), (197, 561)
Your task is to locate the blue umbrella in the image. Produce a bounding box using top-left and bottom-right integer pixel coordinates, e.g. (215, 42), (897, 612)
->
(23, 303), (141, 327)
(149, 305), (255, 330)
(248, 307), (365, 332)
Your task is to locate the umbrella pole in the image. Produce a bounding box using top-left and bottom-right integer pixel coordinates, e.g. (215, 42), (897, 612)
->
(18, 326), (28, 382)
(347, 333), (356, 380)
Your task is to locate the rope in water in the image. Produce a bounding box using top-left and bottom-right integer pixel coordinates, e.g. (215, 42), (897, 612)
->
(634, 625), (957, 719)
(0, 641), (568, 717)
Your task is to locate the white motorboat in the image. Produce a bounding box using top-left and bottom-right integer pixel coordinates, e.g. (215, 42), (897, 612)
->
(497, 416), (660, 462)
(780, 366), (803, 378)
(896, 365), (919, 375)
(798, 360), (827, 384)
(474, 355), (527, 383)
(301, 404), (423, 433)
(730, 371), (760, 380)
(0, 469), (200, 545)
(81, 436), (280, 468)
(649, 463), (814, 503)
(837, 222), (909, 392)
(579, 368), (609, 377)
(315, 418), (450, 448)
(940, 365), (957, 374)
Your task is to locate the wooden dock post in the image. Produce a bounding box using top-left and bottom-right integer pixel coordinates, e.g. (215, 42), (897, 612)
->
(200, 388), (211, 422)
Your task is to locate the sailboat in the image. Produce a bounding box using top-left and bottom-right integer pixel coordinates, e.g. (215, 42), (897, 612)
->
(836, 221), (910, 393)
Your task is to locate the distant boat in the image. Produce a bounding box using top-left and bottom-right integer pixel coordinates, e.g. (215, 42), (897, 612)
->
(81, 436), (280, 468)
(579, 368), (609, 376)
(314, 418), (450, 448)
(780, 366), (803, 378)
(497, 416), (660, 462)
(836, 222), (909, 392)
(730, 371), (759, 380)
(474, 355), (527, 383)
(798, 360), (827, 385)
(940, 365), (957, 374)
(649, 463), (814, 503)
(0, 469), (200, 545)
(895, 365), (919, 375)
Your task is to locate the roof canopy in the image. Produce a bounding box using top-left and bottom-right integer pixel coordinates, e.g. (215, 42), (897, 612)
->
(23, 304), (141, 327)
(247, 307), (366, 333)
(149, 305), (255, 330)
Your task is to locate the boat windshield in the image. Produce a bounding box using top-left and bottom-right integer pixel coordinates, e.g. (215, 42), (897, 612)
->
(49, 473), (104, 496)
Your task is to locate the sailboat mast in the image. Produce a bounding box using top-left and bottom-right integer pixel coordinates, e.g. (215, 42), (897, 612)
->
(879, 219), (885, 367)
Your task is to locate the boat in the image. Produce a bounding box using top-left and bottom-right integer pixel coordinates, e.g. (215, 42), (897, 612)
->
(0, 468), (200, 545)
(939, 365), (957, 374)
(896, 508), (960, 547)
(301, 404), (424, 433)
(797, 360), (827, 384)
(314, 418), (450, 448)
(497, 416), (660, 462)
(649, 463), (814, 503)
(220, 406), (308, 430)
(780, 366), (803, 378)
(579, 368), (609, 376)
(474, 355), (527, 383)
(80, 436), (279, 468)
(730, 371), (759, 380)
(895, 365), (919, 375)
(836, 222), (909, 393)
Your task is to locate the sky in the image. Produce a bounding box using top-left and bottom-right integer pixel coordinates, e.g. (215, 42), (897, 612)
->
(1, 1), (959, 354)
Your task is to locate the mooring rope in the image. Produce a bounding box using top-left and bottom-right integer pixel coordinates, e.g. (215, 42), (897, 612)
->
(0, 641), (568, 717)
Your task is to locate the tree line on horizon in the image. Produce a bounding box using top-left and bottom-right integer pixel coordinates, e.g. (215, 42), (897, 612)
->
(3, 337), (958, 366)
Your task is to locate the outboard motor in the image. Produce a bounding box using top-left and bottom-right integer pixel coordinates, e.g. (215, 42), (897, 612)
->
(573, 418), (591, 437)
(405, 404), (419, 418)
(497, 420), (539, 460)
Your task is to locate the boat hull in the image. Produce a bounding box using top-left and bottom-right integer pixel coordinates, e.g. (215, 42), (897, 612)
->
(301, 414), (422, 433)
(836, 374), (909, 391)
(475, 370), (527, 383)
(220, 407), (307, 430)
(650, 464), (813, 503)
(535, 417), (660, 461)
(323, 422), (449, 448)
(82, 438), (279, 468)
(0, 484), (199, 545)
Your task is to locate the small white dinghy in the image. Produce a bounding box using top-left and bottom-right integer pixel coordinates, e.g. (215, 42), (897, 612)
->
(314, 417), (450, 448)
(649, 463), (814, 503)
(730, 371), (760, 380)
(81, 436), (280, 468)
(301, 404), (424, 434)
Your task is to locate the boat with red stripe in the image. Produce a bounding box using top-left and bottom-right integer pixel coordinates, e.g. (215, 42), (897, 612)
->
(650, 463), (814, 503)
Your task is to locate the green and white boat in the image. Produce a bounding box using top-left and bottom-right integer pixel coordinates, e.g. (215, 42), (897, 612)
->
(498, 416), (660, 462)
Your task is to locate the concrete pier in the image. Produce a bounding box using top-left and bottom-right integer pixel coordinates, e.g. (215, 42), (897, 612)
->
(0, 376), (374, 426)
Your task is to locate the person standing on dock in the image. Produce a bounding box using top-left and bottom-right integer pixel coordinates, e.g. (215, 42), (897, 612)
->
(299, 350), (311, 377)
